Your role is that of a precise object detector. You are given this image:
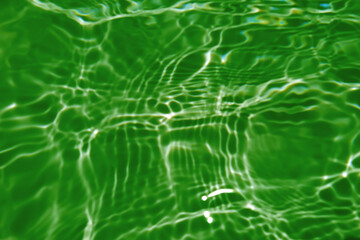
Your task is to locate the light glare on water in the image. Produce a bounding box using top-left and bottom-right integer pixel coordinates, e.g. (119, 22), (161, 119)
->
(1, 0), (360, 240)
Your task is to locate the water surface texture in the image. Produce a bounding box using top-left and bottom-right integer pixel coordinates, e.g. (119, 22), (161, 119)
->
(1, 0), (360, 239)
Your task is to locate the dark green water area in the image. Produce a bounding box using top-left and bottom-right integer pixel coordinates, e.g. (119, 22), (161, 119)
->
(1, 0), (360, 239)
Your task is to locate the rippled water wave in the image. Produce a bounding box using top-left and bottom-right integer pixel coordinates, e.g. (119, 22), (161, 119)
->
(1, 0), (360, 239)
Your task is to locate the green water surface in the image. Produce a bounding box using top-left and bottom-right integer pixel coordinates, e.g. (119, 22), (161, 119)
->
(1, 0), (360, 239)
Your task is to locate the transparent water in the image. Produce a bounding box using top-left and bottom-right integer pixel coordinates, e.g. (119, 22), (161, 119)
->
(1, 0), (360, 239)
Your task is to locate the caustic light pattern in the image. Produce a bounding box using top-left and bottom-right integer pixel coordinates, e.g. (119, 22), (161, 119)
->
(1, 0), (360, 240)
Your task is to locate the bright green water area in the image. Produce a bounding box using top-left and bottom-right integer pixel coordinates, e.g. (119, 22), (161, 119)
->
(1, 0), (360, 239)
